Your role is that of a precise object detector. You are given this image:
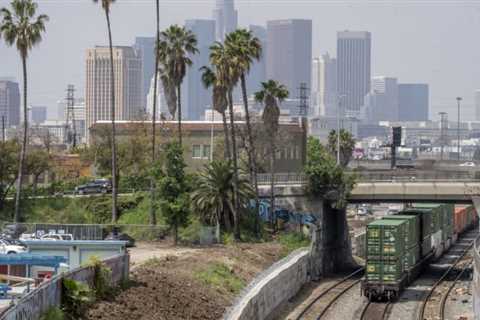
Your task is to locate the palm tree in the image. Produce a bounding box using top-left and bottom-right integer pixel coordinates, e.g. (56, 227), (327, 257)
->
(254, 80), (289, 230)
(208, 41), (242, 240)
(158, 25), (198, 146)
(224, 29), (262, 237)
(192, 160), (254, 234)
(0, 0), (48, 222)
(200, 66), (230, 160)
(149, 0), (160, 226)
(93, 0), (118, 223)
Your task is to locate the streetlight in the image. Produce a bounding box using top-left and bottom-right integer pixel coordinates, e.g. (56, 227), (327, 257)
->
(438, 112), (447, 161)
(457, 97), (462, 161)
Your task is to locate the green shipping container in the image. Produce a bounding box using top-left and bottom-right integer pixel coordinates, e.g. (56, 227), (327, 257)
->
(366, 220), (406, 259)
(421, 235), (432, 257)
(366, 259), (404, 282)
(383, 215), (420, 248)
(402, 209), (433, 239)
(412, 204), (443, 233)
(404, 245), (421, 269)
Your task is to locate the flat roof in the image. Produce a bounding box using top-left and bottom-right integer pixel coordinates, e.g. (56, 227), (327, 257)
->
(24, 240), (127, 246)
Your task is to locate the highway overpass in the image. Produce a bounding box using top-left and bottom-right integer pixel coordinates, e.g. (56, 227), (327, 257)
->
(258, 179), (480, 203)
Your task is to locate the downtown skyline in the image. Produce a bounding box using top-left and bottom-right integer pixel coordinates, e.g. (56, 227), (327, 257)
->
(1, 0), (480, 121)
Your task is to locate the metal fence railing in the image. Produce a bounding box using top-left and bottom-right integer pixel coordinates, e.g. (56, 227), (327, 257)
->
(256, 172), (479, 185)
(473, 231), (480, 319)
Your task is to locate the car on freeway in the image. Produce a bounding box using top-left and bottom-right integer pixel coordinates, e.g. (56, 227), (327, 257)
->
(459, 162), (476, 167)
(74, 179), (112, 195)
(0, 238), (27, 254)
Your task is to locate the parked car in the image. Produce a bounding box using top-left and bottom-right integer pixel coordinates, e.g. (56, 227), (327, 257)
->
(40, 234), (74, 241)
(75, 179), (112, 195)
(0, 238), (27, 254)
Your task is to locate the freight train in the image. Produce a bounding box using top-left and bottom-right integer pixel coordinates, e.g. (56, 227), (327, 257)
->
(361, 204), (478, 301)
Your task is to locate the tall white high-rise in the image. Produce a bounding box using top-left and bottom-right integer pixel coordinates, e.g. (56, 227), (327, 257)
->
(146, 72), (168, 120)
(85, 46), (143, 142)
(337, 31), (371, 118)
(213, 0), (237, 41)
(318, 53), (337, 117)
(476, 90), (480, 121)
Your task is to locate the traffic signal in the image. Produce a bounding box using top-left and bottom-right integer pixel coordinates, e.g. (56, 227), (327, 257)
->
(393, 127), (402, 147)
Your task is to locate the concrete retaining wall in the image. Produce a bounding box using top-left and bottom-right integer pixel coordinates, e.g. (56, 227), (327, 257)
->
(0, 254), (129, 320)
(224, 249), (310, 320)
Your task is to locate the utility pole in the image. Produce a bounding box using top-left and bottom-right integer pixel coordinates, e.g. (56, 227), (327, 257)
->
(457, 97), (462, 161)
(438, 112), (447, 160)
(298, 83), (309, 166)
(65, 85), (77, 149)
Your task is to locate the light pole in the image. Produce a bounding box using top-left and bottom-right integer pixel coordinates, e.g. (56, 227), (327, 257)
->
(457, 97), (462, 161)
(438, 112), (447, 160)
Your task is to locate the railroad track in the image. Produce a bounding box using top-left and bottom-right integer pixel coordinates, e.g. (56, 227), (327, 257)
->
(294, 268), (364, 320)
(418, 239), (474, 320)
(360, 301), (391, 320)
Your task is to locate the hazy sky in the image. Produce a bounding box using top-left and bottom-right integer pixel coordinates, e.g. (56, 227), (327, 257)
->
(1, 0), (480, 121)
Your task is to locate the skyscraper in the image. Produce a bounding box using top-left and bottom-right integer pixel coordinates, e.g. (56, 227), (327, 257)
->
(29, 106), (47, 124)
(246, 25), (267, 94)
(146, 72), (168, 120)
(317, 53), (337, 117)
(133, 37), (155, 109)
(398, 84), (429, 121)
(337, 31), (371, 118)
(182, 19), (215, 120)
(85, 46), (142, 142)
(475, 90), (480, 121)
(364, 77), (398, 123)
(266, 19), (312, 99)
(0, 79), (20, 128)
(213, 0), (237, 41)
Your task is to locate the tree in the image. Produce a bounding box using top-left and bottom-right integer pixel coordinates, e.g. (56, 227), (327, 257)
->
(25, 148), (50, 195)
(254, 80), (289, 229)
(0, 140), (19, 211)
(158, 25), (198, 146)
(304, 137), (356, 208)
(200, 66), (231, 160)
(93, 0), (118, 223)
(192, 160), (254, 235)
(224, 29), (262, 237)
(327, 129), (355, 167)
(0, 0), (48, 222)
(157, 142), (189, 245)
(207, 41), (242, 240)
(149, 0), (161, 226)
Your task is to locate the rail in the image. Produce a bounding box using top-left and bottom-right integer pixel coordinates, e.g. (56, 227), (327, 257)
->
(293, 267), (364, 320)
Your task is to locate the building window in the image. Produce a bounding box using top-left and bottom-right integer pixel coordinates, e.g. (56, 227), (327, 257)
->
(192, 145), (202, 159)
(203, 145), (211, 159)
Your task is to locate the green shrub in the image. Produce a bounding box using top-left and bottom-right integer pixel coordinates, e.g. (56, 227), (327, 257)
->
(194, 263), (245, 294)
(179, 216), (203, 244)
(61, 278), (93, 320)
(40, 307), (65, 320)
(88, 256), (112, 300)
(278, 232), (311, 257)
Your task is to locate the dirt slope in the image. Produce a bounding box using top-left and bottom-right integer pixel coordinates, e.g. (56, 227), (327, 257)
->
(86, 242), (285, 320)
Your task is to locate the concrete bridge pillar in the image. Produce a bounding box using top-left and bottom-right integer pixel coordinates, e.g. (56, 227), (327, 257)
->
(279, 193), (356, 280)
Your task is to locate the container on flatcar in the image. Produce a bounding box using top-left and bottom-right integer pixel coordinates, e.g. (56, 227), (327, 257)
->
(366, 220), (406, 259)
(402, 209), (432, 240)
(366, 259), (404, 282)
(382, 215), (419, 249)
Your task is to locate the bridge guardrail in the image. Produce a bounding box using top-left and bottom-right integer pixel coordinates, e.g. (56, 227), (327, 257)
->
(256, 172), (479, 186)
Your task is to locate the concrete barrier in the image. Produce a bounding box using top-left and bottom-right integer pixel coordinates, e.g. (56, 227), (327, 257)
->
(473, 235), (480, 320)
(0, 254), (129, 320)
(224, 249), (310, 320)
